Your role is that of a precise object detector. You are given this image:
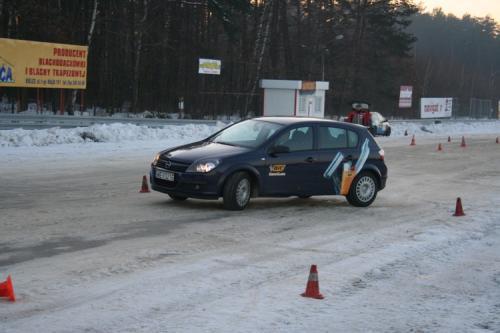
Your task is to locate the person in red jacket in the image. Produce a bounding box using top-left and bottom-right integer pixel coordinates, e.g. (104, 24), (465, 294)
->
(346, 102), (372, 128)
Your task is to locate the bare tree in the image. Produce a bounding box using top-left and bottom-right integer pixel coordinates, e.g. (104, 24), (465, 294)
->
(244, 0), (273, 117)
(132, 0), (149, 113)
(71, 0), (99, 113)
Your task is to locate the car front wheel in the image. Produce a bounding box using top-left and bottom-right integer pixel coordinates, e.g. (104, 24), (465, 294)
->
(346, 171), (378, 207)
(223, 172), (251, 210)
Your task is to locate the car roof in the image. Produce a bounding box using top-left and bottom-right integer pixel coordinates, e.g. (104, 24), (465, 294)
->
(254, 116), (336, 125)
(253, 116), (366, 131)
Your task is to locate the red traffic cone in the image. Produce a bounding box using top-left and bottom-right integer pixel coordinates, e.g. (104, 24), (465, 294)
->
(447, 136), (451, 143)
(437, 143), (443, 151)
(410, 135), (416, 146)
(404, 129), (408, 136)
(301, 265), (324, 299)
(460, 136), (466, 148)
(0, 275), (16, 302)
(139, 175), (150, 193)
(453, 197), (465, 217)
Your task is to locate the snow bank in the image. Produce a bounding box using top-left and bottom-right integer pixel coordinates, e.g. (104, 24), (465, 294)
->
(391, 120), (500, 137)
(0, 123), (222, 147)
(0, 120), (498, 148)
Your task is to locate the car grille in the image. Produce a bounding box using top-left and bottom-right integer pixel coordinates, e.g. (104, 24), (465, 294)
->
(157, 158), (190, 172)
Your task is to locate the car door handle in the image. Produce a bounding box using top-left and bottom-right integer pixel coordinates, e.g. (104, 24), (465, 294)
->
(305, 157), (316, 163)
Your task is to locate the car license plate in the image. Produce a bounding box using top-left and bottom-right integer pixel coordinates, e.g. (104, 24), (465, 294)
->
(156, 169), (174, 181)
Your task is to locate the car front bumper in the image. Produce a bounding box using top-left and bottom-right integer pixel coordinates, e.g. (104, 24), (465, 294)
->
(150, 166), (221, 199)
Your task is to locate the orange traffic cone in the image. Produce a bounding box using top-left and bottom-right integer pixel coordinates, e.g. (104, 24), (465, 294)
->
(453, 197), (465, 217)
(0, 275), (16, 302)
(139, 175), (150, 193)
(404, 130), (408, 136)
(301, 265), (324, 299)
(460, 136), (466, 148)
(410, 135), (416, 146)
(447, 136), (451, 143)
(437, 143), (443, 151)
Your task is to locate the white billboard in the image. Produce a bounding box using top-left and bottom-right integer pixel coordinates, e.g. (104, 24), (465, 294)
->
(420, 98), (453, 118)
(198, 58), (221, 75)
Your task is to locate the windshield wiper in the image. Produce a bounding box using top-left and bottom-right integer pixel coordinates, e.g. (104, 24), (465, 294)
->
(213, 141), (240, 147)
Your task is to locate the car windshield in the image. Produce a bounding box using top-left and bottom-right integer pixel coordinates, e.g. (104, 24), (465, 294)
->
(211, 119), (283, 148)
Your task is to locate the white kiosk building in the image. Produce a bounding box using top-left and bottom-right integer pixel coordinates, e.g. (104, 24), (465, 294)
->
(260, 79), (330, 118)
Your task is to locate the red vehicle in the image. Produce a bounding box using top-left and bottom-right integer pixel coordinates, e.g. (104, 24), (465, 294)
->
(346, 102), (372, 127)
(345, 102), (391, 136)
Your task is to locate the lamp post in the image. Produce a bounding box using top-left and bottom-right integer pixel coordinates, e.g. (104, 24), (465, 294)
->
(300, 34), (343, 81)
(321, 50), (328, 81)
(322, 34), (343, 81)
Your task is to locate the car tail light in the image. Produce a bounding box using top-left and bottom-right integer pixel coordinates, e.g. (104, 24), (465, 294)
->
(378, 149), (385, 160)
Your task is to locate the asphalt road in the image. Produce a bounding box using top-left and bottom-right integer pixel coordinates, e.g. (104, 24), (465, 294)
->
(0, 134), (499, 332)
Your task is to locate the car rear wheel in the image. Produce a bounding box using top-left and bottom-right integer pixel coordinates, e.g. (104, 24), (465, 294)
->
(346, 171), (378, 207)
(385, 127), (391, 136)
(223, 172), (251, 210)
(168, 194), (188, 201)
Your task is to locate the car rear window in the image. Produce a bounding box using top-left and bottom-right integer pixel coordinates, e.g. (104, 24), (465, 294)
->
(347, 130), (358, 148)
(318, 126), (358, 149)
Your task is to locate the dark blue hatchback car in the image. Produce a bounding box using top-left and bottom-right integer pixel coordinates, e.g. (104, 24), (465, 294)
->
(150, 117), (387, 210)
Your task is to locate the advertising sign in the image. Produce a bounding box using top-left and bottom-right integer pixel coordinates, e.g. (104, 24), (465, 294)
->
(399, 85), (413, 108)
(301, 81), (316, 91)
(198, 58), (221, 75)
(0, 38), (88, 89)
(420, 98), (453, 118)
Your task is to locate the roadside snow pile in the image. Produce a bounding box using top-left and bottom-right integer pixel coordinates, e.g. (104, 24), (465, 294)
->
(0, 123), (222, 147)
(391, 120), (500, 137)
(0, 120), (498, 147)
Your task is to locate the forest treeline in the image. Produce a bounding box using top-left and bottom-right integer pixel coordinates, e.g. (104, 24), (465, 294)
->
(0, 0), (499, 118)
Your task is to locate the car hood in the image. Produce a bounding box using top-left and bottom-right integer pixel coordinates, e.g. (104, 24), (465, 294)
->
(162, 141), (251, 163)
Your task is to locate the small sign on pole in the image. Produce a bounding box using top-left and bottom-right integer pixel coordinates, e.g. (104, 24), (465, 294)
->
(198, 58), (221, 75)
(399, 85), (413, 108)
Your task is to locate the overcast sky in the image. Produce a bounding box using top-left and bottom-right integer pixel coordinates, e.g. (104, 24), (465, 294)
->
(420, 0), (500, 22)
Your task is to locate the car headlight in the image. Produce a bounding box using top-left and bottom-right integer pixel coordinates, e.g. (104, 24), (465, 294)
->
(152, 153), (160, 165)
(187, 159), (220, 173)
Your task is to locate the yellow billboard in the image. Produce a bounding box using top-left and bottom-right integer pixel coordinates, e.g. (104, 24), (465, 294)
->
(0, 38), (88, 89)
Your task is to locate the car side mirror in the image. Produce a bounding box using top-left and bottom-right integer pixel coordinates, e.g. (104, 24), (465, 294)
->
(269, 145), (290, 156)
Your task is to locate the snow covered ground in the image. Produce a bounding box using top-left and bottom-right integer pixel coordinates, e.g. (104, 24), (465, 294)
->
(0, 120), (499, 332)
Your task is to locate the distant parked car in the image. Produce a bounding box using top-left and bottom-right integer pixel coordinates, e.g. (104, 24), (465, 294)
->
(370, 112), (391, 136)
(150, 117), (387, 210)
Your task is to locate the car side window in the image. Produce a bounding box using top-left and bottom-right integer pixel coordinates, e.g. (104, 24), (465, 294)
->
(274, 126), (313, 152)
(347, 130), (359, 148)
(318, 126), (347, 149)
